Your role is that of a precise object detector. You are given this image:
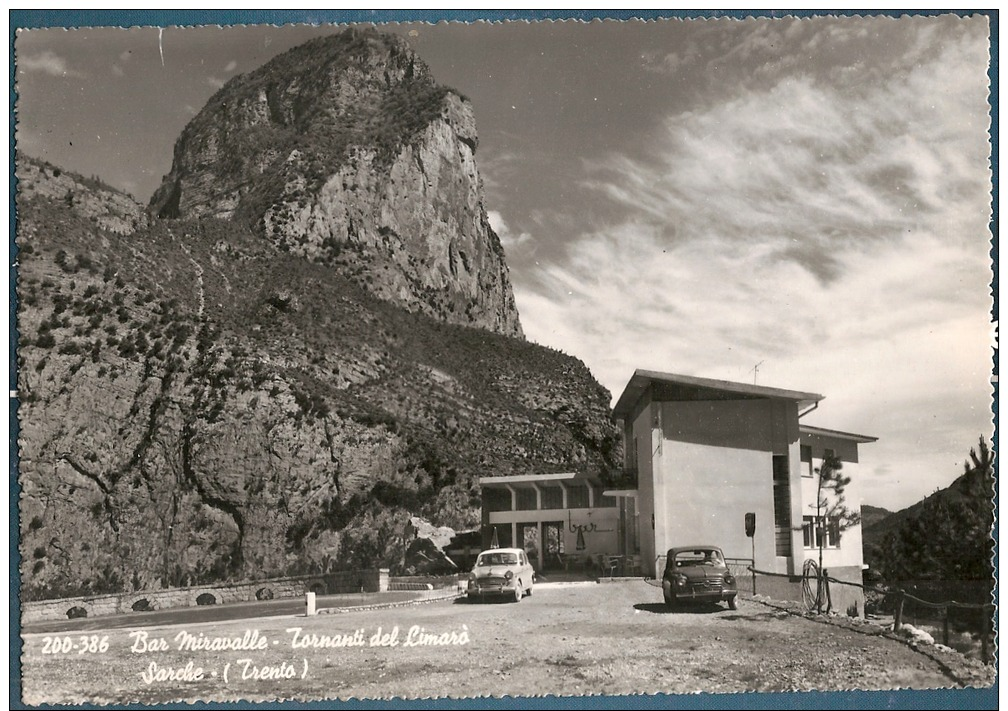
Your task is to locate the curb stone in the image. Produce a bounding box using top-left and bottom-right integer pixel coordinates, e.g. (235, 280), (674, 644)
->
(316, 590), (464, 616)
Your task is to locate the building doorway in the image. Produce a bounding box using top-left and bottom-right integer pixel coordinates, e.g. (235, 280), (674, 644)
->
(542, 521), (565, 570)
(518, 523), (540, 569)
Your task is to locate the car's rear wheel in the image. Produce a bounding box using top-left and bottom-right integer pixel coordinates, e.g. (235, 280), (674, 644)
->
(514, 582), (523, 602)
(727, 596), (738, 611)
(526, 583), (533, 596)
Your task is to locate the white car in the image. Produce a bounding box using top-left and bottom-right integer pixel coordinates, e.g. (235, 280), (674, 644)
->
(467, 548), (535, 602)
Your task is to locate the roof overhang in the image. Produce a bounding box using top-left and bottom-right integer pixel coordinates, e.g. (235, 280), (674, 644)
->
(612, 369), (824, 419)
(799, 424), (878, 444)
(478, 471), (599, 487)
(603, 489), (638, 498)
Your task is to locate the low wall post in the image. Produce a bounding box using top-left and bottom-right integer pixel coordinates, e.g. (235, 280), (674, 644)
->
(893, 590), (905, 632)
(305, 592), (316, 617)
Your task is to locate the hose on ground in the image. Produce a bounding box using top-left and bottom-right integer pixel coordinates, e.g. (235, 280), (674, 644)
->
(802, 559), (832, 614)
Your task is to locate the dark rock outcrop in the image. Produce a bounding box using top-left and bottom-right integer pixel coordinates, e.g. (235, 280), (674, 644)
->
(150, 28), (522, 338)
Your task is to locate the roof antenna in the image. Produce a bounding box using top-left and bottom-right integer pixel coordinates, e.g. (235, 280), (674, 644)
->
(750, 360), (764, 385)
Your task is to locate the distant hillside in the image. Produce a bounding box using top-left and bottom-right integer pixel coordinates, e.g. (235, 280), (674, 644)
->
(863, 438), (994, 583)
(859, 504), (892, 535)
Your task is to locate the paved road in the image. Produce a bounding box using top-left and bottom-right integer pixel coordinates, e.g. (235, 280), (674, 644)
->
(20, 583), (993, 705)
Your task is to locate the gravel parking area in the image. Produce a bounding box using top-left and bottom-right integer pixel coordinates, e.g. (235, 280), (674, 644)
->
(19, 582), (994, 705)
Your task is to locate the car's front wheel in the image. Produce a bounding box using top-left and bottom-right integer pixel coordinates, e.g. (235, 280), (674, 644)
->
(514, 582), (524, 602)
(727, 596), (738, 611)
(662, 579), (675, 608)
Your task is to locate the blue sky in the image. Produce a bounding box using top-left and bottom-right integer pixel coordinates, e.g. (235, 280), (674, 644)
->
(14, 14), (995, 511)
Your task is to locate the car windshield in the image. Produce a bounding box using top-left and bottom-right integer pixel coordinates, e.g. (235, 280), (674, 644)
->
(477, 552), (518, 566)
(674, 549), (724, 567)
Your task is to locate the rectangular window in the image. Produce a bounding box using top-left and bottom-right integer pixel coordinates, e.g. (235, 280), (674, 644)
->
(515, 488), (537, 511)
(567, 484), (590, 509)
(800, 445), (813, 477)
(541, 486), (563, 510)
(802, 515), (840, 549)
(485, 488), (513, 513)
(772, 454), (792, 557)
(772, 455), (789, 483)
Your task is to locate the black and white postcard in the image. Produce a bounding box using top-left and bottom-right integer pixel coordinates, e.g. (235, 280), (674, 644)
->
(11, 10), (998, 709)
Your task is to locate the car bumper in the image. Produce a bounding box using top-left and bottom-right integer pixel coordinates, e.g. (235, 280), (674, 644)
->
(468, 582), (518, 598)
(673, 587), (737, 603)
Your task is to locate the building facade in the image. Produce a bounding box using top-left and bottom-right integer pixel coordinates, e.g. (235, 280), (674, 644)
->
(476, 370), (876, 610)
(478, 472), (630, 574)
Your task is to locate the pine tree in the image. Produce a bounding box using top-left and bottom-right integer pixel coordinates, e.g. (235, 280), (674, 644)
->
(808, 453), (861, 613)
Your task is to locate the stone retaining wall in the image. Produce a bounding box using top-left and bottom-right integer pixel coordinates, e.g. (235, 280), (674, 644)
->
(22, 569), (389, 623)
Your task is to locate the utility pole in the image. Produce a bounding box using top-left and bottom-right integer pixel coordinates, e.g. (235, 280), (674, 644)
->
(750, 361), (764, 385)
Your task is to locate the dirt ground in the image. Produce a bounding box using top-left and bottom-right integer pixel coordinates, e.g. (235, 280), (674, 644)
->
(18, 582), (995, 705)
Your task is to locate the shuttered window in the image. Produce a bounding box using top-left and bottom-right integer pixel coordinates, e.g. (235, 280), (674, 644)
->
(772, 455), (792, 557)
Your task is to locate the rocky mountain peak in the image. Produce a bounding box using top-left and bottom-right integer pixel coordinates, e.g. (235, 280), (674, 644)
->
(150, 27), (522, 338)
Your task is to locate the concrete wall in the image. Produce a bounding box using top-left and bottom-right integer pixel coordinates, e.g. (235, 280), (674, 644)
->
(649, 399), (798, 576)
(798, 433), (866, 572)
(620, 386), (870, 586)
(22, 569), (389, 623)
(633, 397), (657, 576)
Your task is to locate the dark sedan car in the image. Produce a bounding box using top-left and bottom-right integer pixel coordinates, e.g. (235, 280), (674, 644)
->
(661, 545), (738, 610)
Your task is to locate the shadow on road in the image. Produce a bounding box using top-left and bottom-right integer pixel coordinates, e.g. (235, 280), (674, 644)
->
(633, 602), (727, 615)
(453, 596), (516, 605)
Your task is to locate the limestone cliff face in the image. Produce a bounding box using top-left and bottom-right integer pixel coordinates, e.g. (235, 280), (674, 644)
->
(150, 28), (522, 338)
(16, 157), (619, 600)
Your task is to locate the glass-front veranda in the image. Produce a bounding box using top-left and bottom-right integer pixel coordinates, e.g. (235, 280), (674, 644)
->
(479, 474), (640, 576)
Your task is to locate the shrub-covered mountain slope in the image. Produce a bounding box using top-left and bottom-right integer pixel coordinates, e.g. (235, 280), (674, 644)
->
(16, 159), (619, 599)
(15, 29), (619, 601)
(150, 28), (522, 339)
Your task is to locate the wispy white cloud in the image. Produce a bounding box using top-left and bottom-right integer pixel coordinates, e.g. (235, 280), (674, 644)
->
(111, 64), (124, 77)
(516, 18), (992, 510)
(488, 210), (533, 250)
(206, 76), (226, 89)
(641, 35), (702, 76)
(224, 59), (238, 72)
(19, 50), (83, 78)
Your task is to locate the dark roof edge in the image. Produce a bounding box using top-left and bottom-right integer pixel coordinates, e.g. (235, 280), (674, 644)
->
(799, 424), (878, 443)
(612, 369), (825, 418)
